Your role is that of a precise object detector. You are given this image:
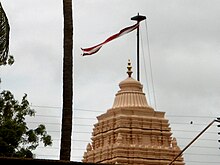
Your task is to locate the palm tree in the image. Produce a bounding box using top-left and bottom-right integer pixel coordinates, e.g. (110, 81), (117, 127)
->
(60, 0), (73, 161)
(0, 2), (11, 66)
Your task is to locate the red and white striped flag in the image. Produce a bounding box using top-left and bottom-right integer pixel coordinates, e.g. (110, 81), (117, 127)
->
(81, 22), (139, 56)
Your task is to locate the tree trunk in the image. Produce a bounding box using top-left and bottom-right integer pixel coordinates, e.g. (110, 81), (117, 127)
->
(60, 0), (73, 161)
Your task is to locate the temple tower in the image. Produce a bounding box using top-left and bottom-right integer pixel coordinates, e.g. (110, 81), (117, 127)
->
(82, 60), (184, 165)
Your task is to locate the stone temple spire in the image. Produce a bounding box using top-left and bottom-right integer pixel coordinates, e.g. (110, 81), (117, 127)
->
(111, 59), (153, 109)
(82, 59), (185, 165)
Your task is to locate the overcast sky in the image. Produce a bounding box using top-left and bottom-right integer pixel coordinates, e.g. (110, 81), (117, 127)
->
(1, 0), (220, 164)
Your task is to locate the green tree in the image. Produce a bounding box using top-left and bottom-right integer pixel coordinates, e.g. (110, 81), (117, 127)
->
(0, 90), (52, 158)
(60, 0), (73, 161)
(0, 2), (52, 159)
(0, 2), (14, 66)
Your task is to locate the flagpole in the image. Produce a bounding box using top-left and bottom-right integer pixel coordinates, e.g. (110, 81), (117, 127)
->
(131, 13), (146, 81)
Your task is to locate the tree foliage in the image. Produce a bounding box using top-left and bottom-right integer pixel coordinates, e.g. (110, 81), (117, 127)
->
(0, 2), (14, 66)
(0, 90), (52, 158)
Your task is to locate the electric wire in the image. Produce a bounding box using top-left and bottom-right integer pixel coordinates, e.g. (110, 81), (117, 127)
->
(28, 104), (220, 163)
(31, 104), (219, 119)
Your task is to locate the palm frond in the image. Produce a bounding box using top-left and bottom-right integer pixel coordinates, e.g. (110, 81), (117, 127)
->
(0, 2), (10, 65)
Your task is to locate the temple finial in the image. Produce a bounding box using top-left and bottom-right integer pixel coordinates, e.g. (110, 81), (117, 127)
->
(127, 59), (133, 77)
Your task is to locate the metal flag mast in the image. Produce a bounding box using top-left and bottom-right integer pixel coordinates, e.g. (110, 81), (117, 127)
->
(131, 13), (146, 81)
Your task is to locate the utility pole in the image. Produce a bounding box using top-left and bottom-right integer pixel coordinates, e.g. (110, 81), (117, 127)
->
(131, 13), (146, 81)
